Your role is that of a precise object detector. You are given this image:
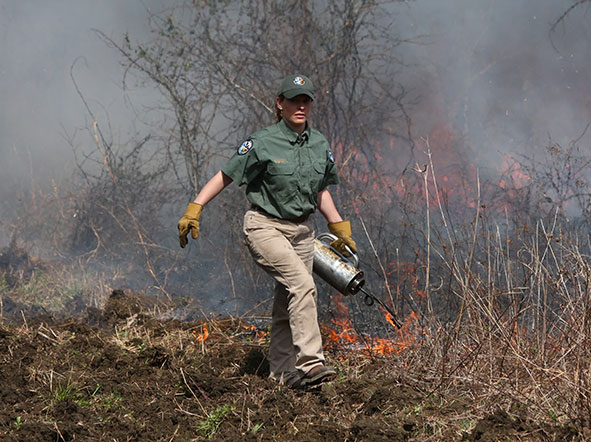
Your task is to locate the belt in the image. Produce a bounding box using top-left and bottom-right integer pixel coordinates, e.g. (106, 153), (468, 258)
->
(251, 205), (310, 223)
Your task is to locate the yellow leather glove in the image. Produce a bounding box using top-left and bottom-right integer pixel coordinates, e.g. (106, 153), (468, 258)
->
(178, 202), (203, 248)
(328, 220), (357, 257)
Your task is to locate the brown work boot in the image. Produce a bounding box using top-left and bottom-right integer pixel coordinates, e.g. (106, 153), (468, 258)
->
(288, 365), (337, 389)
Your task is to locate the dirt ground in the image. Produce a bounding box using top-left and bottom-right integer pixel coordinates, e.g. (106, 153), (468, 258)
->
(0, 286), (581, 442)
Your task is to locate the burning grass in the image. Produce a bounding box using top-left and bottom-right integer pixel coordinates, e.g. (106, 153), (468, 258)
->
(0, 287), (582, 441)
(1, 204), (591, 439)
(0, 263), (586, 440)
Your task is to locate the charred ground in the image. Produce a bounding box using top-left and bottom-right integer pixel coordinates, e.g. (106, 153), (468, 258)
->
(0, 244), (582, 441)
(0, 289), (578, 442)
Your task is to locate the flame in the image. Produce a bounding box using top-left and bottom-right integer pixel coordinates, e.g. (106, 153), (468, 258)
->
(255, 329), (268, 342)
(241, 324), (269, 342)
(194, 320), (270, 345)
(193, 323), (209, 342)
(323, 294), (423, 355)
(334, 118), (543, 223)
(499, 154), (530, 189)
(325, 295), (358, 345)
(384, 311), (397, 328)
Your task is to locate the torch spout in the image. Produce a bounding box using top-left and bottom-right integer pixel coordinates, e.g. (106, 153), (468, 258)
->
(360, 288), (402, 329)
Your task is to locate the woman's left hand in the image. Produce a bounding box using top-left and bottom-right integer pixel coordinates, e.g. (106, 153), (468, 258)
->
(328, 220), (357, 256)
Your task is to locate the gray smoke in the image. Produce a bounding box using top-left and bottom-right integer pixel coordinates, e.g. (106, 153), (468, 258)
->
(1, 0), (589, 245)
(0, 1), (165, 244)
(397, 0), (590, 169)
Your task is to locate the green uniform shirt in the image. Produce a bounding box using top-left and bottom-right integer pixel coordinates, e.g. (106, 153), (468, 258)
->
(222, 119), (339, 220)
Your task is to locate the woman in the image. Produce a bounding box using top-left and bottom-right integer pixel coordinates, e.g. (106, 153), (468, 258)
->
(178, 74), (356, 388)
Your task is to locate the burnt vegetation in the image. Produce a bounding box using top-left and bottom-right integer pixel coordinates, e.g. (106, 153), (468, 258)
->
(2, 1), (591, 440)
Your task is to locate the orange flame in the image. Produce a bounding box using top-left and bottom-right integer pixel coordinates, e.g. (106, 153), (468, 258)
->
(193, 323), (209, 343)
(323, 294), (423, 356)
(384, 311), (397, 328)
(499, 154), (530, 189)
(241, 324), (269, 342)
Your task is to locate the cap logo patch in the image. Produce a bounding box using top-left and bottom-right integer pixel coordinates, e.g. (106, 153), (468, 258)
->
(293, 76), (305, 86)
(237, 139), (254, 155)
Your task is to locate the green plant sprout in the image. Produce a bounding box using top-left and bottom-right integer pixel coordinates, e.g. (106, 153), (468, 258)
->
(197, 404), (235, 439)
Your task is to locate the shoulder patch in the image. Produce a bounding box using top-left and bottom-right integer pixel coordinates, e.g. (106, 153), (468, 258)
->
(237, 139), (254, 155)
(328, 149), (335, 163)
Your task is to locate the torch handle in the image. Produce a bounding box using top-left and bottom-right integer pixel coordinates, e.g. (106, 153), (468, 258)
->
(316, 232), (359, 267)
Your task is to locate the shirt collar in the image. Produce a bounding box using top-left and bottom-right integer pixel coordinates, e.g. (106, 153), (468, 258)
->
(279, 119), (310, 145)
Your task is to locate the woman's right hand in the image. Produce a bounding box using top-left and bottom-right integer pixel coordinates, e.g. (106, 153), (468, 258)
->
(178, 202), (203, 248)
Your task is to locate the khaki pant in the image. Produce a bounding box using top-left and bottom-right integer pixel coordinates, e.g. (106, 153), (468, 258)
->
(243, 209), (325, 380)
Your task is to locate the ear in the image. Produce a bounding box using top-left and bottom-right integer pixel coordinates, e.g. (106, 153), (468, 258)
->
(276, 96), (283, 110)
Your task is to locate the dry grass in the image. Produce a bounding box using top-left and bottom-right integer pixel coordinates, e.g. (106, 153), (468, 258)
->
(0, 279), (585, 440)
(400, 155), (591, 434)
(2, 151), (590, 439)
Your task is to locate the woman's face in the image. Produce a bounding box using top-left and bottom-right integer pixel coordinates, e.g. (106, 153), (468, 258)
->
(277, 94), (312, 133)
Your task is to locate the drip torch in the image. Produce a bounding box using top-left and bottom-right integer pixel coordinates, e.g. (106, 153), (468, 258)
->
(313, 233), (402, 329)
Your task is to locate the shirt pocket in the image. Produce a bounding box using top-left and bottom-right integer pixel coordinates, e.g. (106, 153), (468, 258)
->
(311, 161), (328, 192)
(266, 162), (298, 201)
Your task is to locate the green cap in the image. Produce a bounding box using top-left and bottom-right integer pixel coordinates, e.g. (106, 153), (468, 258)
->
(278, 74), (315, 100)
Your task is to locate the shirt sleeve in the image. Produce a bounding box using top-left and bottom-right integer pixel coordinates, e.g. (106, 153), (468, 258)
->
(321, 147), (340, 189)
(221, 138), (265, 186)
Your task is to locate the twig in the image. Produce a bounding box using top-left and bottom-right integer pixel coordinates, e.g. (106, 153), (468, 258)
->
(167, 424), (180, 442)
(93, 120), (117, 185)
(358, 216), (396, 312)
(173, 397), (201, 417)
(239, 297), (273, 320)
(54, 422), (65, 441)
(20, 310), (29, 332)
(224, 251), (237, 306)
(180, 368), (207, 415)
(37, 330), (60, 345)
(419, 155), (432, 315)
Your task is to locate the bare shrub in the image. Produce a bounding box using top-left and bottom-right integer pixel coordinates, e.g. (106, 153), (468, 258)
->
(516, 136), (591, 227)
(368, 143), (591, 429)
(68, 0), (417, 309)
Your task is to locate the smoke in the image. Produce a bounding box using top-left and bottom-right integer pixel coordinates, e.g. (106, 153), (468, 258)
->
(1, 0), (589, 246)
(396, 0), (591, 174)
(0, 0), (167, 244)
(0, 4), (158, 196)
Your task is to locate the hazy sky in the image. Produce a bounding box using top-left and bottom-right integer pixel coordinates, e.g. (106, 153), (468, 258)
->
(398, 1), (590, 171)
(1, 0), (589, 205)
(0, 1), (162, 182)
